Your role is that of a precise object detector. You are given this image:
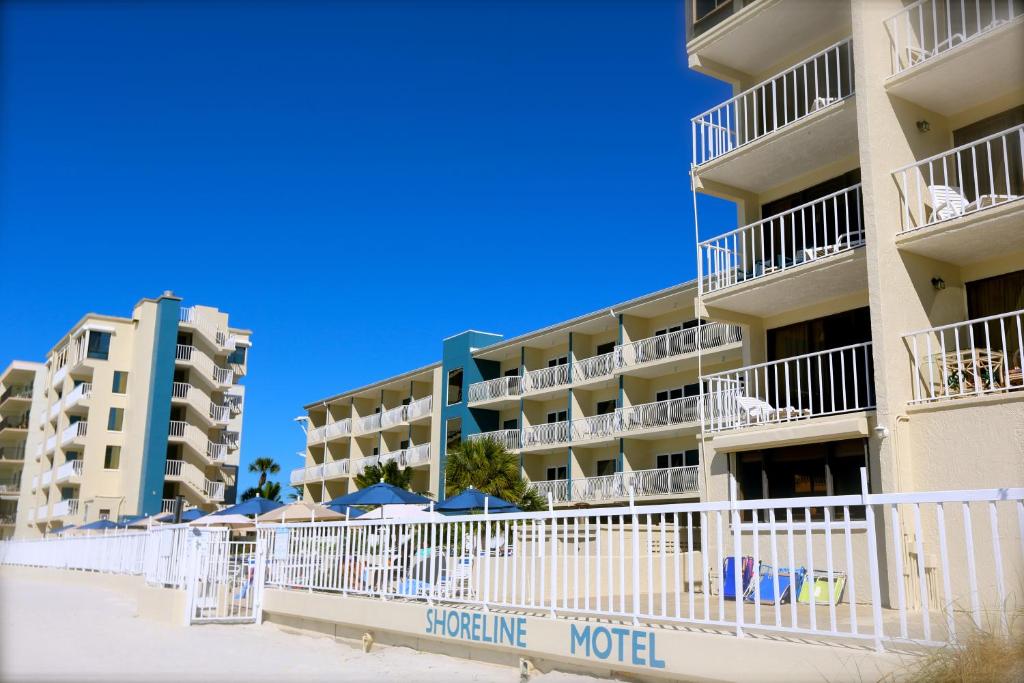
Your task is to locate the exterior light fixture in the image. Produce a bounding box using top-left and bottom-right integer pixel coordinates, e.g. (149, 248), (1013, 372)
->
(931, 277), (946, 290)
(916, 120), (931, 133)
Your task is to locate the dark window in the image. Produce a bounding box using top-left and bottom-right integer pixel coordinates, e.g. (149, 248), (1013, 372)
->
(87, 331), (111, 360)
(595, 400), (616, 415)
(228, 346), (246, 364)
(953, 106), (1024, 199)
(685, 449), (699, 467)
(502, 419), (519, 431)
(104, 446), (120, 469)
(596, 341), (616, 355)
(401, 397), (411, 406)
(98, 508), (110, 520)
(966, 270), (1024, 370)
(547, 356), (568, 367)
(445, 418), (462, 450)
(64, 451), (79, 461)
(596, 459), (616, 476)
(107, 408), (124, 431)
(372, 447), (379, 456)
(545, 466), (567, 481)
(503, 367), (519, 377)
(546, 411), (567, 423)
(656, 388), (684, 402)
(447, 369), (463, 405)
(400, 439), (409, 450)
(768, 307), (871, 360)
(111, 371), (128, 394)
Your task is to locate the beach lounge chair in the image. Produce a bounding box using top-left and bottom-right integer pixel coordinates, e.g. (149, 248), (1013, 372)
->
(743, 565), (805, 605)
(812, 95), (839, 111)
(903, 32), (965, 67)
(440, 557), (475, 599)
(735, 396), (808, 423)
(927, 184), (1020, 222)
(796, 570), (847, 606)
(722, 556), (755, 600)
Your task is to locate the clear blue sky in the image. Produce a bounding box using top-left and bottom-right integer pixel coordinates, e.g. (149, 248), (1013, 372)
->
(0, 1), (734, 494)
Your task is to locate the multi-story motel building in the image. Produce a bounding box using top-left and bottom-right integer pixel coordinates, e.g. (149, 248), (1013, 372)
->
(298, 0), (1023, 513)
(5, 293), (251, 538)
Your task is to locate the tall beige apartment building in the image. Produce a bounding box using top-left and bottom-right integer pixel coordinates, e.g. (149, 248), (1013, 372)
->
(296, 0), (1022, 510)
(0, 361), (45, 539)
(7, 293), (251, 538)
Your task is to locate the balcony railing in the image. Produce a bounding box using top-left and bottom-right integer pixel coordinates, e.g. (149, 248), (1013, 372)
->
(60, 421), (87, 445)
(40, 469), (53, 488)
(0, 477), (22, 494)
(358, 413), (382, 433)
(175, 344), (234, 386)
(572, 352), (615, 383)
(209, 403), (231, 423)
(0, 385), (32, 402)
(290, 464), (325, 486)
(378, 449), (405, 466)
(64, 382), (92, 410)
(522, 421), (569, 449)
(352, 455), (379, 476)
(570, 413), (616, 442)
(465, 429), (522, 451)
(35, 503), (48, 520)
(51, 498), (79, 518)
(307, 418), (352, 444)
(0, 415), (29, 431)
(0, 444), (26, 461)
(48, 400), (61, 422)
(885, 0), (1022, 75)
(179, 306), (233, 353)
(380, 405), (407, 429)
(531, 479), (570, 504)
(617, 322), (742, 368)
(699, 185), (865, 293)
(205, 480), (225, 502)
(692, 39), (854, 166)
(617, 396), (703, 434)
(905, 308), (1024, 402)
(523, 364), (571, 394)
(54, 459), (84, 483)
(405, 395), (433, 421)
(467, 376), (523, 403)
(161, 499), (177, 514)
(703, 342), (876, 432)
(893, 124), (1023, 233)
(404, 443), (431, 467)
(323, 459), (349, 479)
(570, 465), (701, 503)
(45, 435), (56, 453)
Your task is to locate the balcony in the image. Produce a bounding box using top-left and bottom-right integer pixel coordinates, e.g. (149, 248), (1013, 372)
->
(64, 382), (92, 412)
(405, 395), (433, 422)
(702, 342), (876, 433)
(0, 477), (21, 497)
(466, 376), (523, 408)
(30, 475), (38, 491)
(380, 405), (407, 430)
(168, 420), (225, 464)
(686, 0), (851, 81)
(893, 124), (1024, 265)
(53, 459), (83, 485)
(571, 352), (615, 387)
(35, 503), (49, 520)
(0, 415), (29, 433)
(691, 39), (856, 194)
(160, 499), (177, 514)
(617, 322), (743, 376)
(569, 465), (701, 504)
(352, 455), (379, 476)
(175, 344), (234, 388)
(307, 418), (352, 445)
(322, 459), (350, 480)
(378, 448), (405, 467)
(51, 498), (79, 518)
(0, 444), (26, 462)
(44, 435), (56, 454)
(523, 364), (571, 398)
(0, 384), (32, 406)
(165, 459), (224, 502)
(357, 413), (382, 434)
(466, 429), (522, 452)
(48, 400), (61, 422)
(531, 479), (569, 504)
(616, 396), (704, 439)
(404, 443), (431, 468)
(40, 469), (52, 488)
(569, 413), (616, 446)
(905, 309), (1024, 403)
(179, 306), (235, 355)
(884, 0), (1024, 115)
(521, 421), (570, 452)
(290, 464), (324, 486)
(59, 421), (87, 447)
(205, 480), (225, 502)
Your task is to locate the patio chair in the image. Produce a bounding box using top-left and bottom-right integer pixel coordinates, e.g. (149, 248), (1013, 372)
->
(721, 555), (755, 600)
(801, 229), (866, 262)
(927, 184), (1020, 222)
(735, 396), (808, 423)
(743, 565), (805, 605)
(796, 570), (847, 606)
(1008, 349), (1023, 387)
(903, 32), (965, 67)
(811, 95), (839, 111)
(440, 557), (475, 599)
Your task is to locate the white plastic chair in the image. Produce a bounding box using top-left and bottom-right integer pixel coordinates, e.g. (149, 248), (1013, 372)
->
(927, 184), (1019, 222)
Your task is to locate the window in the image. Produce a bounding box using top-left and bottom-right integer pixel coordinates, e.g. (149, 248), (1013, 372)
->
(953, 105), (1024, 199)
(656, 388), (683, 402)
(107, 407), (124, 431)
(111, 371), (128, 394)
(502, 418), (519, 431)
(372, 447), (379, 456)
(447, 369), (463, 405)
(546, 466), (567, 481)
(656, 450), (699, 469)
(400, 439), (409, 450)
(547, 356), (568, 367)
(503, 367), (519, 377)
(596, 341), (616, 355)
(546, 410), (567, 424)
(767, 307), (871, 360)
(595, 400), (616, 415)
(596, 459), (616, 476)
(87, 331), (111, 360)
(228, 345), (246, 364)
(104, 446), (121, 469)
(61, 487), (75, 500)
(98, 508), (110, 521)
(445, 417), (462, 450)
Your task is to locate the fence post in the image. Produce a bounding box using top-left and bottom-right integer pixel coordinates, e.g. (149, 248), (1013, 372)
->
(254, 536), (267, 624)
(548, 492), (556, 619)
(182, 534), (200, 627)
(862, 467), (885, 653)
(629, 485), (640, 625)
(730, 474), (743, 638)
(483, 497), (491, 612)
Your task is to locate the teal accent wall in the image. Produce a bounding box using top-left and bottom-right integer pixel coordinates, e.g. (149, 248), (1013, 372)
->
(439, 331), (503, 499)
(137, 296), (181, 516)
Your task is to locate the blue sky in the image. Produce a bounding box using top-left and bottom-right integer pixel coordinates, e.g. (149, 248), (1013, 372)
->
(0, 1), (734, 493)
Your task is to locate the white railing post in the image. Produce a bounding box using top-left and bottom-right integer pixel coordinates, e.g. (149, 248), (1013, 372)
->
(629, 486), (640, 625)
(862, 467), (885, 653)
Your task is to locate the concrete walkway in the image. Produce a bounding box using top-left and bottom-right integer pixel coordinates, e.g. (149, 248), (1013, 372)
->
(0, 573), (612, 683)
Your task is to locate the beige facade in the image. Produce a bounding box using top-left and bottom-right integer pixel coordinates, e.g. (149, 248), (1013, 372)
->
(8, 292), (251, 537)
(0, 362), (46, 540)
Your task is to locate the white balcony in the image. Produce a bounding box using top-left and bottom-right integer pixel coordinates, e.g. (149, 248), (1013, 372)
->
(0, 443), (27, 462)
(616, 397), (703, 438)
(54, 459), (83, 484)
(40, 469), (52, 488)
(404, 443), (431, 468)
(570, 465), (701, 504)
(64, 382), (92, 411)
(0, 479), (19, 497)
(523, 364), (571, 397)
(569, 413), (616, 445)
(571, 352), (615, 385)
(699, 185), (865, 296)
(306, 418), (352, 444)
(405, 395), (433, 422)
(160, 499), (177, 514)
(47, 400), (61, 422)
(467, 375), (523, 406)
(352, 455), (379, 476)
(322, 459), (350, 480)
(209, 403), (231, 424)
(60, 421), (87, 447)
(531, 479), (569, 504)
(179, 306), (232, 353)
(31, 474), (39, 491)
(45, 435), (56, 454)
(35, 503), (49, 520)
(884, 0), (1024, 115)
(165, 459), (224, 503)
(702, 342), (876, 433)
(168, 420), (225, 464)
(905, 309), (1024, 403)
(378, 448), (405, 466)
(205, 479), (225, 502)
(691, 39), (857, 193)
(380, 405), (407, 430)
(522, 421), (569, 451)
(466, 428), (522, 452)
(617, 322), (743, 374)
(51, 498), (79, 518)
(357, 413), (382, 434)
(893, 124), (1024, 265)
(175, 344), (234, 388)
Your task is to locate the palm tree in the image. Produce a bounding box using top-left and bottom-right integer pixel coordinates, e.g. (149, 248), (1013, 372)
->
(248, 457), (280, 489)
(354, 459), (413, 490)
(444, 438), (545, 511)
(287, 485), (303, 502)
(241, 480), (283, 502)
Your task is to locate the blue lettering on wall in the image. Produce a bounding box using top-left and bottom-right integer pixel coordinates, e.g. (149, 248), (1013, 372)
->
(569, 624), (666, 670)
(424, 607), (528, 649)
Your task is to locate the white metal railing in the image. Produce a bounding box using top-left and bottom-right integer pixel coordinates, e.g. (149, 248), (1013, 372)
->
(570, 465), (701, 503)
(206, 440), (227, 462)
(405, 395), (433, 421)
(209, 403), (230, 423)
(570, 413), (616, 442)
(616, 396), (703, 434)
(352, 455), (379, 476)
(45, 435), (56, 453)
(34, 503), (48, 519)
(205, 479), (225, 502)
(618, 322), (742, 367)
(468, 375), (523, 403)
(179, 306), (231, 353)
(0, 477), (21, 494)
(905, 308), (1024, 402)
(64, 382), (92, 410)
(30, 474), (39, 490)
(40, 469), (53, 488)
(290, 465), (324, 486)
(325, 418), (352, 441)
(172, 382), (190, 399)
(524, 364), (571, 394)
(692, 39), (854, 166)
(165, 459), (185, 478)
(530, 479), (570, 503)
(48, 400), (61, 421)
(379, 449), (406, 467)
(160, 499), (177, 514)
(885, 0), (1023, 75)
(323, 460), (349, 479)
(358, 413), (382, 434)
(51, 498), (79, 518)
(466, 429), (522, 451)
(307, 424), (328, 443)
(703, 342), (876, 432)
(699, 185), (865, 293)
(54, 459), (84, 483)
(404, 443), (431, 467)
(0, 530), (150, 574)
(572, 352), (615, 383)
(381, 405), (407, 429)
(893, 124), (1023, 233)
(176, 344), (234, 387)
(522, 421), (570, 448)
(60, 421), (87, 445)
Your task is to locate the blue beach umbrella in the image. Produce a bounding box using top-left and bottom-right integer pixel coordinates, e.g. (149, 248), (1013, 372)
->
(212, 497), (285, 517)
(435, 487), (520, 514)
(77, 519), (128, 531)
(323, 503), (367, 518)
(155, 508), (206, 523)
(327, 482), (430, 508)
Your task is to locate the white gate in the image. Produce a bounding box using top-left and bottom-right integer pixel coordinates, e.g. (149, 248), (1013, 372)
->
(185, 535), (266, 624)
